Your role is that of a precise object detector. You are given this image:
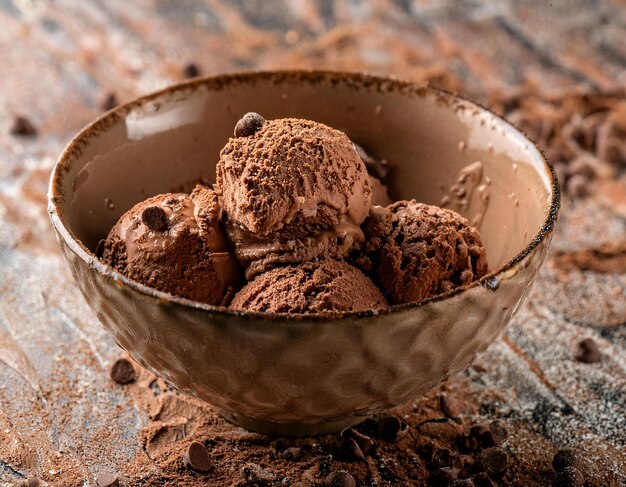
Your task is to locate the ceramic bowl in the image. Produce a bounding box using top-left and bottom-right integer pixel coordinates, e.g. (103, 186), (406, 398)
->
(48, 71), (559, 436)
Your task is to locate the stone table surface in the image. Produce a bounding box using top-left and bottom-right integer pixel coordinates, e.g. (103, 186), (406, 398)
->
(0, 1), (625, 486)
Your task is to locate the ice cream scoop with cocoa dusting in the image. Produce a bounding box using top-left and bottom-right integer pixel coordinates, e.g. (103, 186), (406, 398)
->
(101, 185), (242, 305)
(359, 200), (488, 305)
(230, 259), (388, 314)
(217, 113), (372, 279)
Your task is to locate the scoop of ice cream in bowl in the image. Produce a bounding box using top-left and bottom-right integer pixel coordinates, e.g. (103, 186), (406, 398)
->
(48, 71), (559, 436)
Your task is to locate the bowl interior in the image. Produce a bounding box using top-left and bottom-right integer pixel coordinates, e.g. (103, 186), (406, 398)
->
(54, 72), (553, 273)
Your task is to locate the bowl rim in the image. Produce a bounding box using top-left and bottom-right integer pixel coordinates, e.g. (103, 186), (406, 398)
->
(47, 69), (560, 322)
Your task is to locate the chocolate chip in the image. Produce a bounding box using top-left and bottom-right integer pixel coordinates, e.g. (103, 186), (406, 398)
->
(467, 424), (495, 449)
(280, 447), (302, 460)
(141, 206), (168, 231)
(240, 463), (275, 485)
(473, 472), (496, 487)
(10, 115), (37, 137)
(488, 420), (508, 445)
(575, 338), (602, 363)
(101, 93), (118, 112)
(234, 112), (265, 137)
(96, 473), (119, 487)
(552, 449), (583, 473)
(183, 441), (211, 472)
(430, 467), (458, 485)
(452, 480), (475, 487)
(439, 392), (462, 418)
(110, 358), (136, 384)
(340, 427), (374, 458)
(183, 62), (201, 78)
(378, 416), (409, 442)
(324, 470), (356, 487)
(431, 448), (458, 469)
(478, 447), (508, 478)
(553, 466), (584, 487)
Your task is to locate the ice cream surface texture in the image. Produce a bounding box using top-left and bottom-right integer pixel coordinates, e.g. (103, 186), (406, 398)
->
(217, 114), (372, 278)
(101, 186), (242, 305)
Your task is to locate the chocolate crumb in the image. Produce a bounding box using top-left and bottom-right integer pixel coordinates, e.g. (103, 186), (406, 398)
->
(552, 449), (583, 473)
(378, 416), (409, 442)
(183, 62), (201, 78)
(575, 337), (602, 363)
(18, 479), (40, 487)
(96, 473), (119, 487)
(183, 441), (211, 472)
(280, 446), (302, 460)
(488, 420), (508, 445)
(324, 470), (356, 487)
(430, 448), (458, 469)
(340, 427), (374, 460)
(473, 472), (496, 487)
(100, 93), (118, 112)
(234, 112), (265, 137)
(478, 447), (508, 478)
(110, 358), (136, 384)
(10, 115), (37, 137)
(239, 463), (276, 485)
(439, 392), (462, 418)
(141, 206), (168, 231)
(553, 466), (584, 487)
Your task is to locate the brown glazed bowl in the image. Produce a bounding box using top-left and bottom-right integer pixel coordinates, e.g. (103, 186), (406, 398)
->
(48, 71), (559, 436)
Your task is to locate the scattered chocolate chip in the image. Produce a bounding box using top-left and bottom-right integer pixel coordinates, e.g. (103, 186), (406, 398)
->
(473, 472), (496, 487)
(431, 448), (458, 469)
(467, 424), (495, 449)
(553, 466), (584, 487)
(452, 480), (475, 487)
(575, 338), (602, 363)
(183, 62), (201, 78)
(96, 473), (119, 487)
(110, 358), (136, 384)
(183, 441), (211, 472)
(378, 416), (409, 442)
(10, 115), (37, 137)
(234, 112), (265, 138)
(430, 467), (458, 485)
(240, 463), (276, 485)
(280, 447), (302, 460)
(488, 420), (508, 445)
(324, 470), (356, 487)
(101, 93), (118, 112)
(478, 447), (508, 478)
(439, 392), (462, 418)
(141, 206), (168, 231)
(552, 449), (583, 473)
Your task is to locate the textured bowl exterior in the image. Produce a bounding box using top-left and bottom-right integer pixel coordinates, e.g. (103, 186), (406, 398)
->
(48, 71), (559, 435)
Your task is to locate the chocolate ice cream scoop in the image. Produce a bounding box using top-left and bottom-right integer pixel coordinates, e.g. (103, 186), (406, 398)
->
(101, 187), (242, 305)
(230, 259), (388, 314)
(359, 201), (488, 305)
(217, 115), (372, 278)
